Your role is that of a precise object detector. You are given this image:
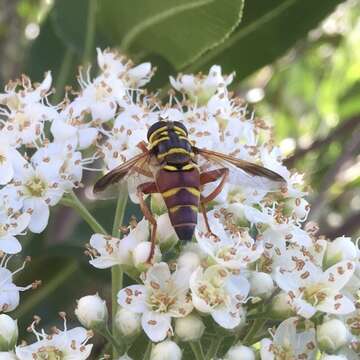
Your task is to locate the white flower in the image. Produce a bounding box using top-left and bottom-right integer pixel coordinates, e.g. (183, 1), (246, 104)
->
(88, 218), (150, 269)
(75, 294), (108, 329)
(317, 318), (349, 353)
(0, 260), (33, 312)
(260, 317), (316, 360)
(0, 139), (25, 185)
(10, 159), (64, 233)
(0, 314), (18, 351)
(0, 72), (58, 147)
(224, 343), (255, 360)
(150, 340), (182, 360)
(196, 209), (263, 270)
(0, 188), (30, 254)
(117, 262), (193, 342)
(275, 260), (356, 318)
(324, 236), (357, 269)
(15, 320), (93, 360)
(174, 313), (205, 342)
(115, 307), (141, 337)
(170, 65), (233, 104)
(190, 265), (249, 329)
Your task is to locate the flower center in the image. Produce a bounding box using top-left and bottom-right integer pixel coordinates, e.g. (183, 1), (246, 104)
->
(13, 112), (31, 130)
(197, 281), (227, 307)
(34, 346), (64, 360)
(95, 83), (111, 101)
(303, 283), (328, 306)
(148, 291), (176, 313)
(0, 152), (7, 164)
(217, 246), (237, 261)
(25, 176), (47, 197)
(273, 344), (295, 360)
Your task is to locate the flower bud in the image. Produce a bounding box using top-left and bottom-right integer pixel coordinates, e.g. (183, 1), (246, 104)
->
(270, 292), (294, 318)
(132, 242), (161, 271)
(177, 251), (201, 272)
(317, 319), (348, 353)
(75, 294), (108, 329)
(323, 236), (357, 269)
(115, 307), (141, 337)
(0, 352), (17, 360)
(249, 272), (274, 300)
(0, 315), (18, 351)
(156, 213), (178, 251)
(150, 340), (182, 360)
(174, 314), (205, 342)
(320, 355), (347, 360)
(117, 354), (133, 360)
(224, 343), (255, 360)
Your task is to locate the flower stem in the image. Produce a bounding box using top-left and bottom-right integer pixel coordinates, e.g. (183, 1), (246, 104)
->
(83, 0), (97, 64)
(60, 192), (107, 235)
(111, 189), (128, 357)
(243, 319), (267, 345)
(97, 326), (124, 355)
(205, 336), (223, 360)
(53, 48), (74, 103)
(190, 341), (205, 360)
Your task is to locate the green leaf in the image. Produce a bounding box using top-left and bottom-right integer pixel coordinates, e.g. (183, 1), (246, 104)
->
(98, 0), (244, 69)
(187, 0), (346, 79)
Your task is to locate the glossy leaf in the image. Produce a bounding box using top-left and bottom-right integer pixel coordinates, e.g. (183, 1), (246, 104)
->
(98, 0), (244, 69)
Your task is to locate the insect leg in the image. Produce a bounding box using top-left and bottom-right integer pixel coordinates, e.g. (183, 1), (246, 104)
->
(137, 182), (158, 263)
(199, 168), (229, 238)
(200, 168), (229, 204)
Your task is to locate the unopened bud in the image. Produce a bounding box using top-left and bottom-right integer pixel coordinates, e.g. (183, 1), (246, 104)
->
(156, 213), (178, 251)
(320, 355), (347, 360)
(323, 236), (357, 269)
(224, 343), (255, 360)
(285, 198), (310, 220)
(75, 294), (108, 329)
(132, 242), (161, 271)
(177, 251), (201, 272)
(175, 314), (205, 342)
(0, 352), (17, 360)
(151, 194), (167, 216)
(226, 203), (248, 227)
(270, 292), (294, 318)
(317, 319), (348, 354)
(117, 354), (133, 360)
(249, 272), (274, 300)
(150, 340), (182, 360)
(0, 315), (18, 351)
(115, 307), (141, 337)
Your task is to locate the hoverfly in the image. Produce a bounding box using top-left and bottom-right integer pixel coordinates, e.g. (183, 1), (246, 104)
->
(94, 120), (286, 261)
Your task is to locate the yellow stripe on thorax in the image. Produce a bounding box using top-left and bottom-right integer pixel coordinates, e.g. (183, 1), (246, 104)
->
(174, 126), (187, 137)
(162, 187), (200, 198)
(148, 126), (168, 143)
(157, 148), (194, 160)
(169, 205), (198, 213)
(149, 136), (170, 148)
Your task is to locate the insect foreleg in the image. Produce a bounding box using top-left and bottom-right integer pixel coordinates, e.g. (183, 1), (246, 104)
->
(137, 182), (158, 263)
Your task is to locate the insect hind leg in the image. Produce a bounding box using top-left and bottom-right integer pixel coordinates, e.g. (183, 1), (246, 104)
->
(137, 182), (158, 263)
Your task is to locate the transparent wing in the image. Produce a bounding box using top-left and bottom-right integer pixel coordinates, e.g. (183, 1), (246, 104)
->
(194, 147), (286, 191)
(89, 153), (153, 200)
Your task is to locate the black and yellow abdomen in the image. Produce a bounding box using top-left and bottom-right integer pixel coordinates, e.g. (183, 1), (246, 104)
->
(156, 166), (200, 241)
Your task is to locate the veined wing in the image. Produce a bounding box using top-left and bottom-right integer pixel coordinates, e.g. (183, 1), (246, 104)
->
(92, 152), (152, 196)
(193, 147), (286, 191)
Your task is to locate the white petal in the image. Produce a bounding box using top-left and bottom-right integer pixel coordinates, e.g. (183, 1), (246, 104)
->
(25, 198), (49, 233)
(78, 128), (98, 149)
(145, 263), (171, 289)
(260, 339), (275, 360)
(141, 311), (171, 342)
(0, 160), (13, 185)
(0, 235), (22, 254)
(273, 317), (298, 345)
(292, 298), (316, 319)
(211, 305), (242, 329)
(117, 285), (148, 313)
(322, 260), (355, 290)
(317, 293), (355, 315)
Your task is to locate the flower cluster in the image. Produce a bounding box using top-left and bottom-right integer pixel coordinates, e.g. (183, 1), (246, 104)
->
(0, 49), (358, 359)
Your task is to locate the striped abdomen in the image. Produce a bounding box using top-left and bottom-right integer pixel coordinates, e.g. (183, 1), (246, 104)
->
(156, 167), (200, 241)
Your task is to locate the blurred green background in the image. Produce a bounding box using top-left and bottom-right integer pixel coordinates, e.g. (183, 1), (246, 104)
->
(1, 0), (359, 356)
